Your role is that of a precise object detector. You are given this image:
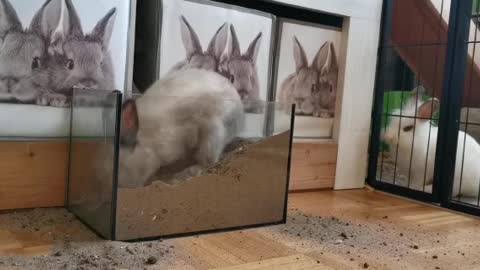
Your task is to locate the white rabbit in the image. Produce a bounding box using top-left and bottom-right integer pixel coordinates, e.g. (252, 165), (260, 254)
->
(219, 25), (263, 113)
(170, 16), (228, 72)
(116, 69), (244, 188)
(0, 0), (67, 106)
(46, 0), (116, 96)
(460, 107), (480, 143)
(279, 37), (338, 118)
(383, 89), (480, 198)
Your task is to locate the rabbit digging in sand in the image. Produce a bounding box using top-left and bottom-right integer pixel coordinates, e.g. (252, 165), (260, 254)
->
(116, 69), (245, 188)
(383, 88), (480, 197)
(279, 37), (338, 118)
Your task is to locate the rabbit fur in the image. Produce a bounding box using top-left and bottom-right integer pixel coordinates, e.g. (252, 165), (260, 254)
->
(0, 0), (67, 106)
(0, 0), (117, 107)
(116, 69), (245, 188)
(46, 0), (116, 100)
(383, 90), (480, 198)
(219, 25), (263, 113)
(279, 37), (338, 118)
(170, 16), (228, 73)
(171, 18), (264, 114)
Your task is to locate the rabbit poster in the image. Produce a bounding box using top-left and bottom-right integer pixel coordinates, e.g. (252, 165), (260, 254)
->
(159, 0), (275, 114)
(275, 20), (342, 139)
(0, 0), (135, 107)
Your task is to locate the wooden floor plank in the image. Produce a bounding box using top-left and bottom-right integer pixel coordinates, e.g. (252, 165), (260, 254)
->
(2, 189), (480, 269)
(210, 254), (334, 270)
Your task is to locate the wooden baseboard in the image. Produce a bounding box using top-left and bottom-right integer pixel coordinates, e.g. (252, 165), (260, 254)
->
(0, 141), (68, 211)
(289, 142), (338, 191)
(0, 140), (338, 210)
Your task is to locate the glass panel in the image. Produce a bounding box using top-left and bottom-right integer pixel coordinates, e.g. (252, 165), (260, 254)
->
(376, 44), (445, 194)
(386, 0), (450, 47)
(114, 97), (293, 240)
(67, 89), (120, 239)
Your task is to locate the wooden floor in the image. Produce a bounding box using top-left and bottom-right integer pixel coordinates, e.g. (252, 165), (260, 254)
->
(1, 189), (480, 269)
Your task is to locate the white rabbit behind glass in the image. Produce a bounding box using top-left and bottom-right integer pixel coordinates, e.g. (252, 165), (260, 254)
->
(383, 89), (480, 198)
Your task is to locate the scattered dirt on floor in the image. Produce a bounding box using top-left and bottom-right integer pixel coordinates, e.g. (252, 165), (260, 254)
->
(0, 204), (477, 269)
(0, 208), (184, 269)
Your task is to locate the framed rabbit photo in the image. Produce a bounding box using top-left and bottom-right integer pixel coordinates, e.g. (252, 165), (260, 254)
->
(0, 0), (136, 110)
(274, 19), (342, 139)
(158, 0), (276, 136)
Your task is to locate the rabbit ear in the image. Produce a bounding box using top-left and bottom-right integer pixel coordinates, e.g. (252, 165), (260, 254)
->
(120, 99), (139, 144)
(91, 8), (117, 48)
(31, 0), (83, 50)
(63, 0), (83, 37)
(180, 16), (202, 60)
(405, 86), (426, 108)
(31, 0), (60, 39)
(245, 32), (262, 62)
(312, 41), (338, 76)
(206, 22), (228, 60)
(0, 0), (22, 39)
(417, 98), (439, 120)
(411, 85), (426, 96)
(229, 25), (241, 57)
(293, 36), (307, 72)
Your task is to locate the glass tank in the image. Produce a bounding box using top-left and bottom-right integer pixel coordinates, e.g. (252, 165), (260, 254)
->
(67, 89), (294, 240)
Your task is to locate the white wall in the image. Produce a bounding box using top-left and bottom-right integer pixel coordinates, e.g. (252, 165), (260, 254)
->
(269, 0), (382, 20)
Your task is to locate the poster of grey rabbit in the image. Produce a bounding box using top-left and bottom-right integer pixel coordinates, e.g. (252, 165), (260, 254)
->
(275, 19), (342, 139)
(159, 0), (275, 115)
(0, 0), (135, 108)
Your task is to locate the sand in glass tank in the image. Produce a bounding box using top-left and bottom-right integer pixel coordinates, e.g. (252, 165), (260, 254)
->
(115, 131), (290, 240)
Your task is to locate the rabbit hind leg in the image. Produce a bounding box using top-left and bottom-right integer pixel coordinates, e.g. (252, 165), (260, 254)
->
(195, 119), (227, 167)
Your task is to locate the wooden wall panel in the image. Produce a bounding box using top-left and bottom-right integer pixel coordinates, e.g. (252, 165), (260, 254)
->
(0, 141), (338, 208)
(0, 141), (68, 211)
(289, 142), (337, 191)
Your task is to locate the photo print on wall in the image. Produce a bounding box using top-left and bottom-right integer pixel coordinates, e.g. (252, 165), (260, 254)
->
(0, 0), (134, 107)
(159, 0), (275, 114)
(275, 19), (342, 139)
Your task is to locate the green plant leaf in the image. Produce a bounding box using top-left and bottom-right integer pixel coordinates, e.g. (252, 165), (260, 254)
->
(381, 91), (412, 129)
